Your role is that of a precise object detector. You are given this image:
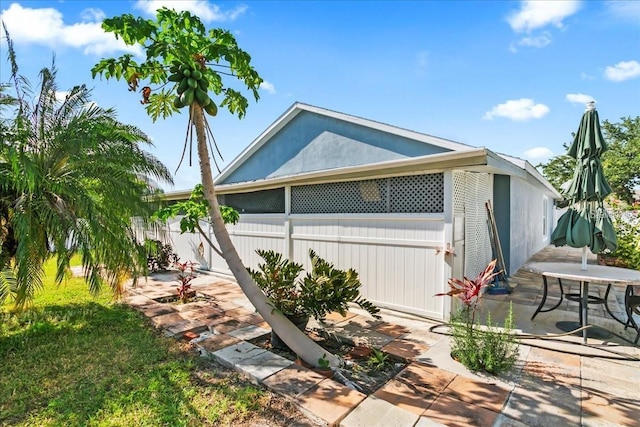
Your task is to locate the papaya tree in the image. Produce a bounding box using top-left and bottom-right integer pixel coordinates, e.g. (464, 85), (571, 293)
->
(92, 8), (340, 367)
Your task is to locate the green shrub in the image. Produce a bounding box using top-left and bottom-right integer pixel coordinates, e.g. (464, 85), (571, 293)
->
(145, 239), (178, 272)
(607, 209), (640, 270)
(450, 303), (519, 374)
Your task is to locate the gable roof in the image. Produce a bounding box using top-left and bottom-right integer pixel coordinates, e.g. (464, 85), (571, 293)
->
(215, 102), (474, 185)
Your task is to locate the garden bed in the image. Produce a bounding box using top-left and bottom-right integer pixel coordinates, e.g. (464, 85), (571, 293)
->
(249, 328), (407, 395)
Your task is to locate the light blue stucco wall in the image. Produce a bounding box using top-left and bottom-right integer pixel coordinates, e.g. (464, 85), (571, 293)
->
(220, 111), (452, 184)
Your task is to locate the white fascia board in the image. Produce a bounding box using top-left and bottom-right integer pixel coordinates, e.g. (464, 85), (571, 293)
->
(497, 153), (561, 199)
(214, 148), (490, 194)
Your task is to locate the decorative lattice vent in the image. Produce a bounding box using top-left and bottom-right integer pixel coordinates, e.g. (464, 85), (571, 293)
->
(291, 173), (444, 214)
(463, 173), (493, 278)
(453, 171), (466, 216)
(218, 188), (285, 213)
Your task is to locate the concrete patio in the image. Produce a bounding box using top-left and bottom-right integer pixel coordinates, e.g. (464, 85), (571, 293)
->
(124, 245), (640, 426)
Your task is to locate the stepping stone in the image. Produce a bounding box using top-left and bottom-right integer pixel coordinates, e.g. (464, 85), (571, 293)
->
(234, 350), (293, 384)
(341, 395), (419, 427)
(212, 341), (266, 369)
(297, 379), (366, 426)
(227, 325), (270, 341)
(263, 364), (326, 398)
(423, 394), (500, 427)
(195, 334), (242, 356)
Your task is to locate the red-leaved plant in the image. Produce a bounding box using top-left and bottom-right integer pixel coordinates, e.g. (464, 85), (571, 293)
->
(436, 259), (500, 327)
(175, 260), (197, 303)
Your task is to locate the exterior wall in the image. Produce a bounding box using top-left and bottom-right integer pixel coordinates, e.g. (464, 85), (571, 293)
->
(509, 177), (554, 273)
(220, 111), (451, 184)
(166, 212), (448, 320)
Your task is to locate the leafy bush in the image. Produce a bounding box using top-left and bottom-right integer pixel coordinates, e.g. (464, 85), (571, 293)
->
(248, 249), (381, 322)
(450, 303), (519, 374)
(605, 209), (640, 270)
(436, 259), (520, 374)
(145, 239), (178, 273)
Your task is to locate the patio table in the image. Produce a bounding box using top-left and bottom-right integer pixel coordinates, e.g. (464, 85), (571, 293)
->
(524, 262), (640, 344)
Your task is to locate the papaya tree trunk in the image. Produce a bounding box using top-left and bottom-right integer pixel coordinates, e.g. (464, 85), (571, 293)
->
(191, 104), (340, 368)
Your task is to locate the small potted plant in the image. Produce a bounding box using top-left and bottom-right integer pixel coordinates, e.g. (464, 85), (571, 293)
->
(436, 259), (519, 374)
(248, 249), (381, 350)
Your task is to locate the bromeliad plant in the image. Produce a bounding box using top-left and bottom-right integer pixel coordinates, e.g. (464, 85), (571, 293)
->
(436, 259), (519, 374)
(175, 260), (197, 303)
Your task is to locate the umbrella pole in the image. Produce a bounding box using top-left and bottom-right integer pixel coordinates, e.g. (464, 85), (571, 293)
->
(581, 246), (587, 270)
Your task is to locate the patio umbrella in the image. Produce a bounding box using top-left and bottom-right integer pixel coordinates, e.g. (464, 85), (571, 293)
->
(550, 102), (618, 270)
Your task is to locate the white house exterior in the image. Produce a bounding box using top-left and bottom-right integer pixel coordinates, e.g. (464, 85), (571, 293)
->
(159, 103), (561, 321)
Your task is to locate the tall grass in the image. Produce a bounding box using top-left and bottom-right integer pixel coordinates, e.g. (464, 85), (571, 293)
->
(0, 259), (273, 426)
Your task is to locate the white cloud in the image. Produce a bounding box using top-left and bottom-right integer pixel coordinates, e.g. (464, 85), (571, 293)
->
(518, 32), (552, 48)
(259, 80), (276, 94)
(580, 72), (595, 80)
(483, 98), (550, 121)
(604, 0), (640, 21)
(566, 93), (595, 104)
(507, 0), (580, 33)
(604, 60), (640, 82)
(524, 147), (554, 159)
(134, 1), (247, 22)
(0, 3), (141, 56)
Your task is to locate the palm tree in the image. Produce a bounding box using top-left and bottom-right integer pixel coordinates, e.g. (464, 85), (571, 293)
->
(0, 30), (173, 308)
(93, 9), (341, 367)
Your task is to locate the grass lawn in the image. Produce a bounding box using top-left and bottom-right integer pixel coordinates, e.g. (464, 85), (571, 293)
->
(0, 260), (311, 426)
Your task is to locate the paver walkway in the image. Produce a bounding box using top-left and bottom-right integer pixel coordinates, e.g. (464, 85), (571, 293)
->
(124, 246), (640, 426)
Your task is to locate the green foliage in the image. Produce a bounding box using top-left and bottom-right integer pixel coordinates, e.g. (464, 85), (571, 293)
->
(175, 260), (197, 303)
(247, 249), (381, 322)
(153, 184), (240, 235)
(0, 263), (269, 425)
(92, 8), (263, 121)
(540, 116), (640, 205)
(0, 29), (173, 308)
(247, 250), (305, 317)
(144, 239), (178, 273)
(601, 117), (640, 206)
(365, 348), (390, 372)
(450, 303), (519, 374)
(605, 209), (640, 270)
(317, 353), (331, 369)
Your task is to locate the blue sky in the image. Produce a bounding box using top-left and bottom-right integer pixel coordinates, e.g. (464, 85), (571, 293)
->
(1, 0), (639, 190)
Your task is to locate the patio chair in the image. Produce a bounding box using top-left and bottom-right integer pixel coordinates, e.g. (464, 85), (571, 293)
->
(623, 285), (640, 344)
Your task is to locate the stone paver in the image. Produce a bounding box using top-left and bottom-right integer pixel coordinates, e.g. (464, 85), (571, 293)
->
(212, 341), (267, 369)
(227, 325), (271, 341)
(126, 245), (640, 427)
(442, 376), (510, 414)
(233, 349), (293, 383)
(373, 363), (455, 415)
(340, 395), (419, 427)
(423, 394), (500, 427)
(381, 337), (429, 361)
(263, 364), (326, 398)
(195, 333), (242, 355)
(297, 379), (366, 426)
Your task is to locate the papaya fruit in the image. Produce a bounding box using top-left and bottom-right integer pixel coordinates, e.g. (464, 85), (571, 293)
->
(173, 96), (185, 109)
(191, 70), (202, 80)
(182, 87), (195, 106)
(167, 73), (182, 82)
(195, 88), (210, 106)
(182, 68), (192, 78)
(177, 78), (189, 95)
(198, 77), (208, 91)
(187, 77), (197, 89)
(204, 101), (217, 116)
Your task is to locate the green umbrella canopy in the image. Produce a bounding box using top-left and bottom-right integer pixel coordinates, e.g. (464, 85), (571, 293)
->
(551, 102), (617, 256)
